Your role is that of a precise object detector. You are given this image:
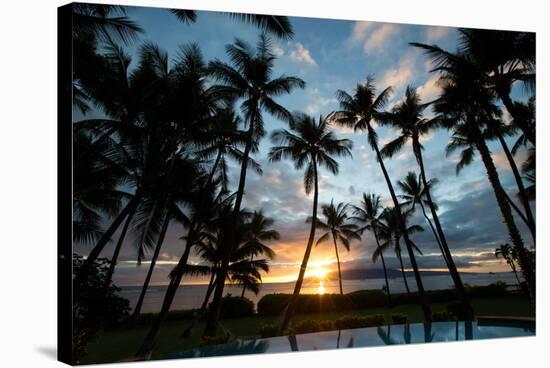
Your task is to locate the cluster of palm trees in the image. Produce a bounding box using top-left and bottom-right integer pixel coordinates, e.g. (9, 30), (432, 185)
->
(71, 4), (535, 358)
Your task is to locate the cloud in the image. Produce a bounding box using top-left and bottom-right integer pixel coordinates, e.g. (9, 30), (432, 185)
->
(364, 24), (398, 52)
(272, 44), (285, 57)
(349, 21), (398, 53)
(289, 42), (317, 66)
(416, 75), (441, 103)
(380, 54), (415, 91)
(305, 96), (336, 115)
(350, 21), (376, 42)
(424, 26), (451, 43)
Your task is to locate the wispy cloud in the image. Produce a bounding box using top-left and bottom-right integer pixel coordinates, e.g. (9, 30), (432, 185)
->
(350, 21), (376, 42)
(380, 53), (415, 90)
(350, 21), (398, 53)
(364, 24), (398, 52)
(416, 75), (441, 102)
(272, 44), (285, 57)
(289, 42), (317, 66)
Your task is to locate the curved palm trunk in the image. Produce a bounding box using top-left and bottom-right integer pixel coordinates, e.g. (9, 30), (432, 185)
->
(74, 194), (141, 287)
(182, 272), (217, 338)
(132, 209), (171, 319)
(138, 151), (225, 354)
(503, 190), (530, 227)
(240, 254), (255, 298)
(104, 206), (136, 288)
(332, 235), (344, 295)
(494, 130), (536, 243)
(279, 159), (319, 334)
(418, 202), (448, 267)
(373, 228), (392, 307)
(413, 137), (470, 314)
(137, 234), (195, 357)
(204, 122), (256, 337)
(509, 261), (522, 287)
(372, 136), (431, 321)
(470, 122), (535, 300)
(498, 91), (535, 146)
(396, 243), (411, 295)
(202, 272), (217, 309)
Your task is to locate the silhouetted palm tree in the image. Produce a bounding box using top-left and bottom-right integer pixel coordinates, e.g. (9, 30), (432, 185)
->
(313, 200), (361, 294)
(495, 243), (522, 286)
(137, 183), (231, 357)
(456, 29), (535, 145)
(351, 193), (392, 307)
(412, 38), (536, 243)
(269, 113), (352, 333)
(72, 4), (143, 113)
(414, 45), (535, 299)
(179, 207), (275, 337)
(169, 9), (294, 39)
(239, 211), (279, 297)
(203, 35), (304, 337)
(398, 172), (445, 260)
(380, 86), (470, 311)
(332, 77), (431, 320)
(374, 207), (424, 295)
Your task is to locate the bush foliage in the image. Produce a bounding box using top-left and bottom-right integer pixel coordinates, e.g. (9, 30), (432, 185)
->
(257, 283), (514, 316)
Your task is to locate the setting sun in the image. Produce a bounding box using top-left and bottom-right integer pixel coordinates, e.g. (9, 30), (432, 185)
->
(308, 267), (330, 280)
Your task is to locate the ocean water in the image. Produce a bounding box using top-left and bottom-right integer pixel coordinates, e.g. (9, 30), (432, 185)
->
(119, 272), (519, 313)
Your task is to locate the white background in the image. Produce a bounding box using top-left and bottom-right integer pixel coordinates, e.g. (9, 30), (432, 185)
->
(0, 0), (546, 367)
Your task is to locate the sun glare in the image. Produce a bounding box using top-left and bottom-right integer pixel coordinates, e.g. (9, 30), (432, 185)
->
(318, 281), (326, 295)
(309, 267), (329, 279)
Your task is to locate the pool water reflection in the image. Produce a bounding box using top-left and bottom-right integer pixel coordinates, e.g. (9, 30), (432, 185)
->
(163, 321), (535, 360)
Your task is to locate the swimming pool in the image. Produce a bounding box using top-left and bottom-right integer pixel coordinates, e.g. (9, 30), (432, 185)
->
(163, 321), (535, 359)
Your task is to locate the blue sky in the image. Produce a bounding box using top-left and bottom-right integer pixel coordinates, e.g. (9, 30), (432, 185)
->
(75, 5), (534, 286)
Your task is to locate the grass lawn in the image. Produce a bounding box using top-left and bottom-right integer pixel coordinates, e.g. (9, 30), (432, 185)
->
(82, 297), (534, 364)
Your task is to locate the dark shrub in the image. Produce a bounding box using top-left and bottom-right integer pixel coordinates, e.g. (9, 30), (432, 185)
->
(334, 315), (385, 330)
(446, 302), (473, 321)
(218, 295), (254, 318)
(199, 334), (230, 346)
(72, 255), (130, 363)
(348, 290), (390, 309)
(259, 324), (279, 338)
(432, 311), (455, 322)
(318, 320), (334, 331)
(257, 294), (290, 316)
(290, 320), (323, 334)
(391, 313), (408, 324)
(137, 309), (198, 324)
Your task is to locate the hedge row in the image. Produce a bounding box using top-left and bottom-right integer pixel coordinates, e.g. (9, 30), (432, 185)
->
(257, 282), (512, 316)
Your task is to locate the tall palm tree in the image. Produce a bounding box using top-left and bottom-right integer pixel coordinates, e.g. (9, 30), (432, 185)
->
(203, 35), (304, 337)
(374, 207), (424, 295)
(239, 211), (279, 297)
(415, 46), (536, 299)
(379, 86), (470, 311)
(486, 116), (536, 242)
(332, 77), (432, 321)
(137, 182), (231, 357)
(456, 29), (535, 145)
(180, 207), (275, 337)
(351, 193), (392, 307)
(75, 41), (225, 289)
(412, 38), (536, 243)
(397, 172), (447, 263)
(495, 243), (522, 286)
(313, 200), (361, 294)
(131, 156), (199, 318)
(71, 3), (143, 113)
(269, 113), (353, 333)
